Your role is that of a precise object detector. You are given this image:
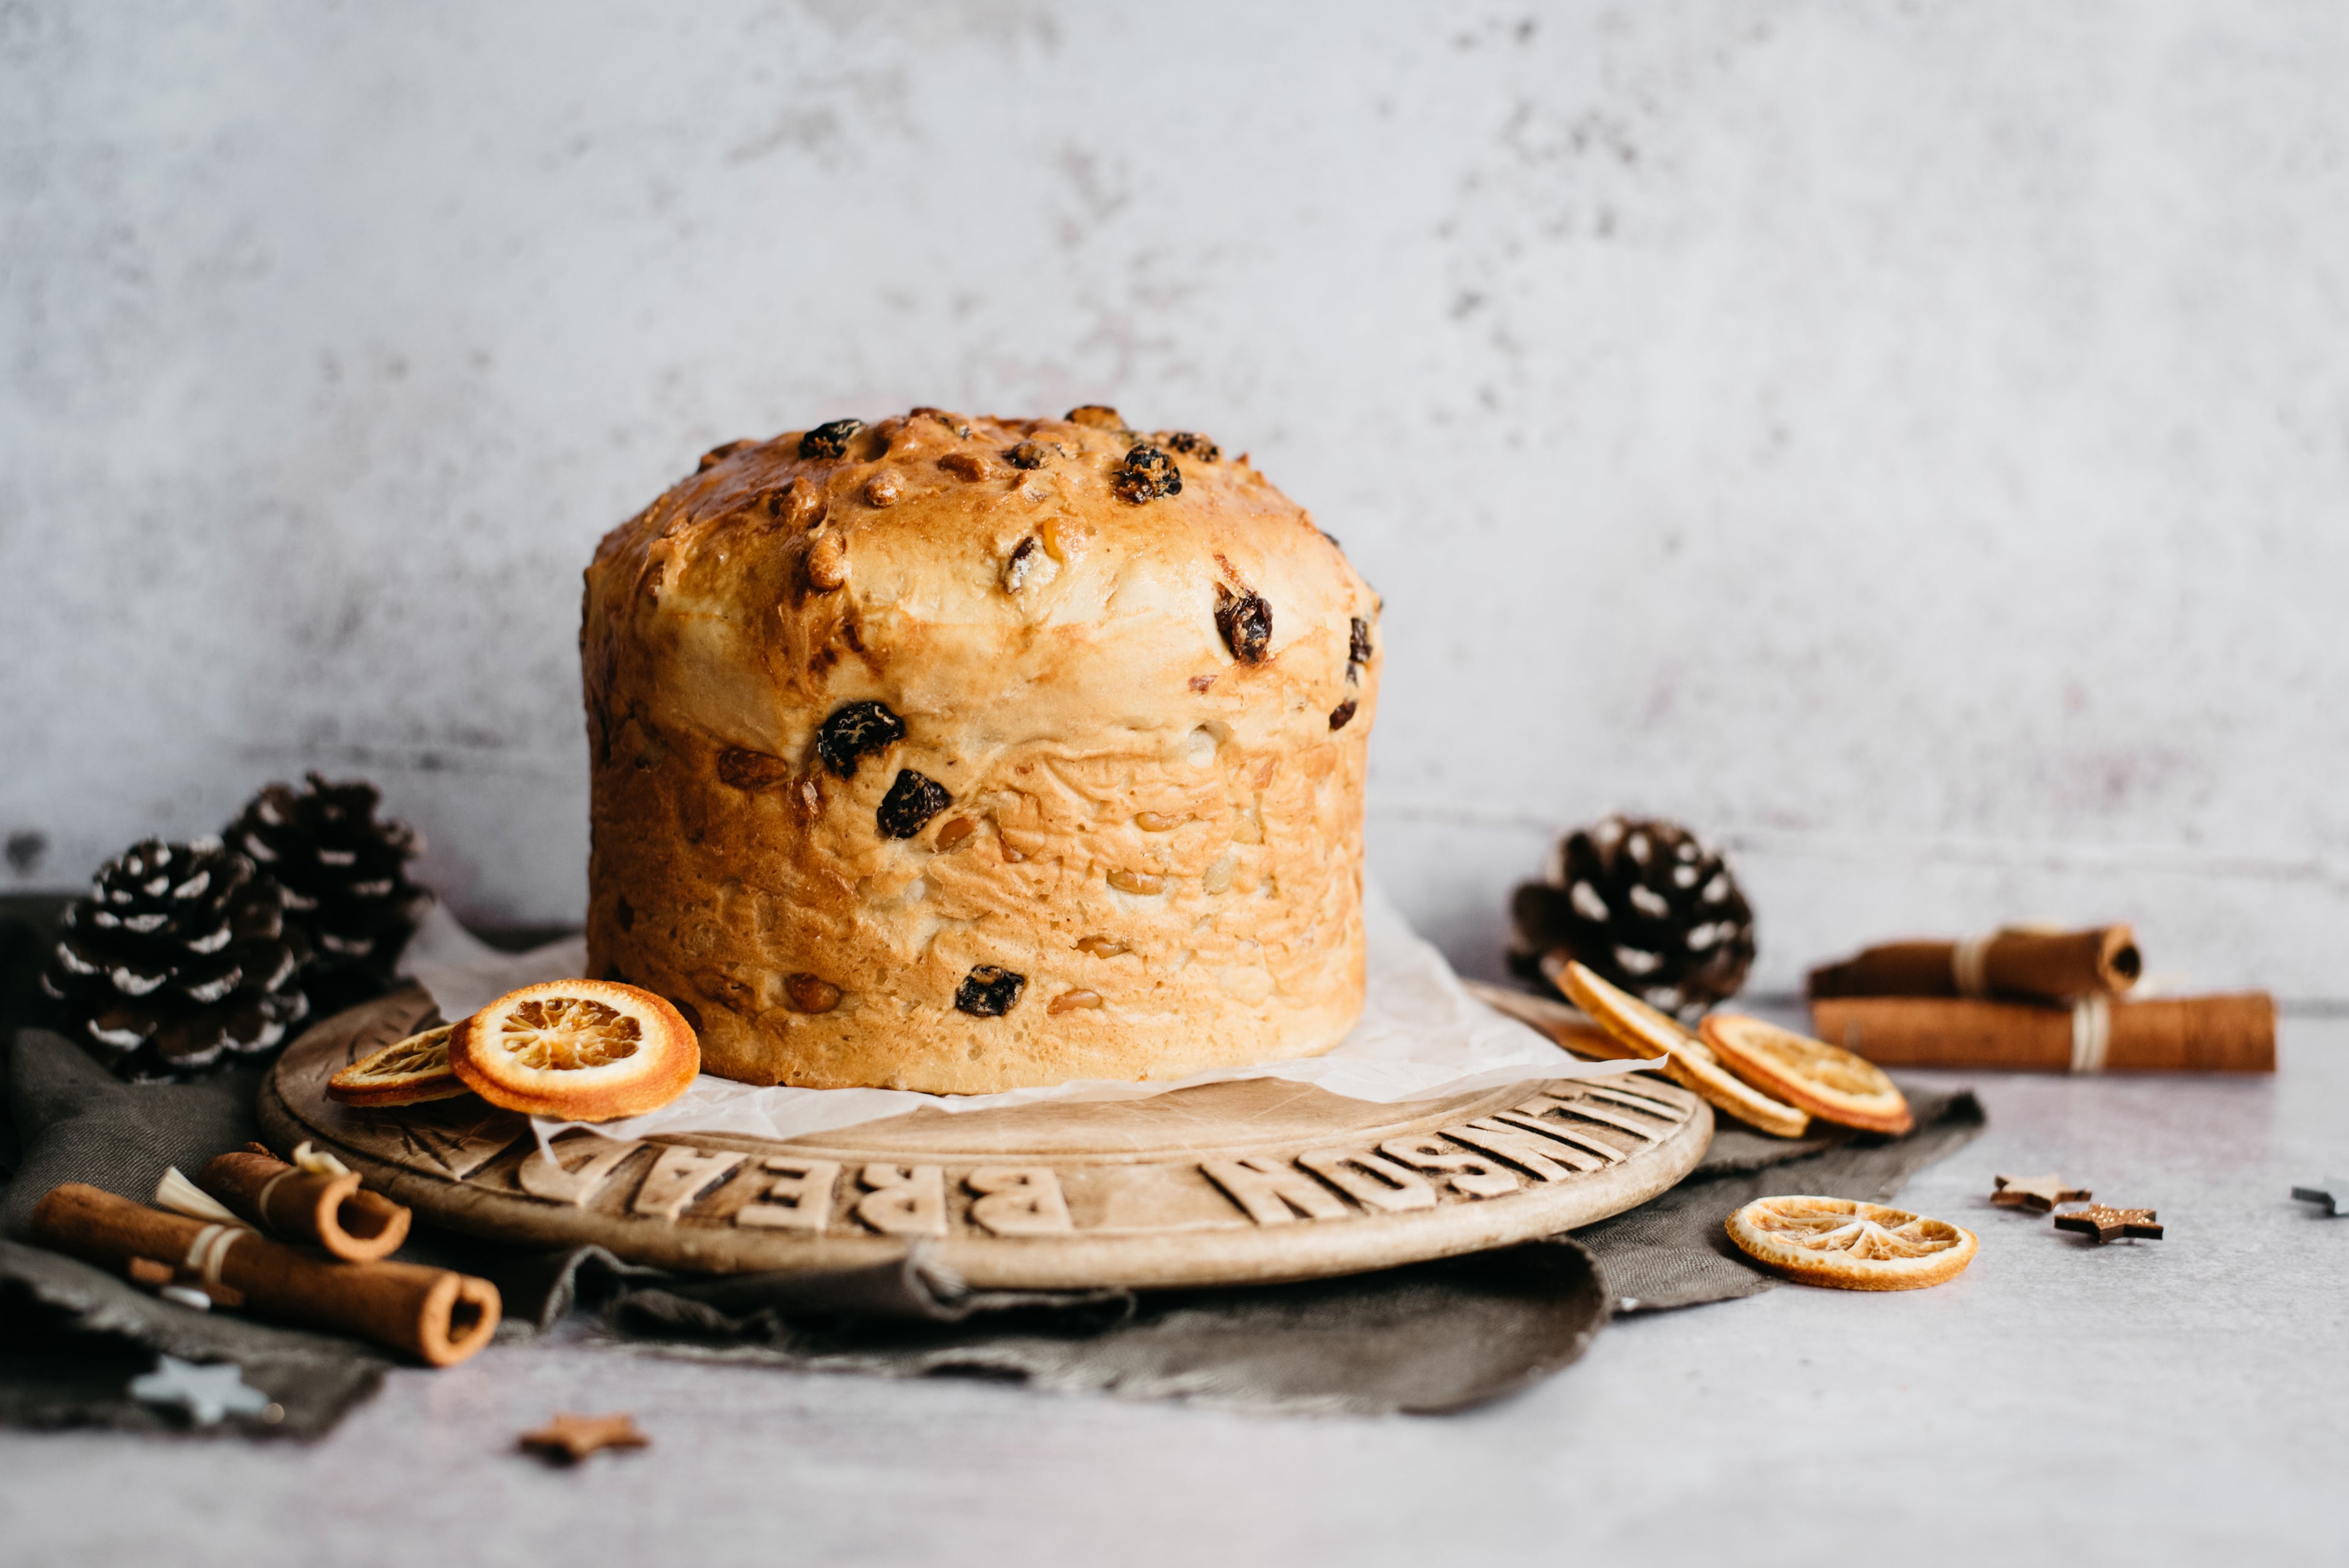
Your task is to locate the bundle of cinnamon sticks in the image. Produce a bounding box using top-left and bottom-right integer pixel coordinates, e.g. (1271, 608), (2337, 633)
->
(30, 1144), (499, 1366)
(1806, 923), (2273, 1074)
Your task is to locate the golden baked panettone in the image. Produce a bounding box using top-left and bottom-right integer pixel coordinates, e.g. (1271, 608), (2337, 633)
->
(581, 407), (1380, 1092)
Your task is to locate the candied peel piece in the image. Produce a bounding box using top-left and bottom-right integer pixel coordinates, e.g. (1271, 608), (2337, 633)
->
(716, 748), (794, 792)
(784, 973), (842, 1014)
(1726, 1196), (1978, 1290)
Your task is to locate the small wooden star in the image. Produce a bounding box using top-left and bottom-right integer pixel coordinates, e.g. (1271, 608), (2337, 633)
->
(519, 1411), (650, 1464)
(1992, 1172), (2091, 1213)
(2290, 1179), (2347, 1217)
(2053, 1204), (2164, 1244)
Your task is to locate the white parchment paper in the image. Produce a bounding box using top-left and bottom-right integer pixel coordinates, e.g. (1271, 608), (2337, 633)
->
(396, 880), (1652, 1148)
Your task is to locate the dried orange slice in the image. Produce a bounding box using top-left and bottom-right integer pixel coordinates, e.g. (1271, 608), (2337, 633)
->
(1460, 980), (1639, 1060)
(1549, 957), (1811, 1138)
(1661, 1037), (1812, 1140)
(327, 1024), (470, 1107)
(1726, 1195), (1978, 1290)
(448, 980), (699, 1122)
(1701, 1014), (1912, 1134)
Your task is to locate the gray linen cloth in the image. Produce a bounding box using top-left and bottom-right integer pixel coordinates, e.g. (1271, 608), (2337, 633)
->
(0, 901), (1981, 1431)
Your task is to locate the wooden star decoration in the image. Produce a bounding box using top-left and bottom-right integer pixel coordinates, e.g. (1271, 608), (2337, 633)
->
(1992, 1172), (2091, 1213)
(2291, 1179), (2347, 1217)
(2052, 1204), (2163, 1244)
(519, 1411), (651, 1464)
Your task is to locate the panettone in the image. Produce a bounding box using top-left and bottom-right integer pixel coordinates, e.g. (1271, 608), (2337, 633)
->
(581, 407), (1381, 1093)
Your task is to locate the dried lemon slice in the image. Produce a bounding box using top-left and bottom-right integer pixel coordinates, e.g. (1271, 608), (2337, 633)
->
(1726, 1195), (1978, 1290)
(1701, 1014), (1913, 1134)
(1549, 957), (1811, 1138)
(327, 1024), (470, 1107)
(448, 980), (699, 1122)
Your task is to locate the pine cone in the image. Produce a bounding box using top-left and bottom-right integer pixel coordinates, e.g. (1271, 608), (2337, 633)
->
(228, 773), (426, 1019)
(1509, 815), (1755, 1018)
(40, 837), (311, 1082)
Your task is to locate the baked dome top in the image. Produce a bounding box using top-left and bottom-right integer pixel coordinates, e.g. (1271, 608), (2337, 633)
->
(585, 406), (1375, 762)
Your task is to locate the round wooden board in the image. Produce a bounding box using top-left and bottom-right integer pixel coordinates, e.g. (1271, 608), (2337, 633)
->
(261, 989), (1713, 1290)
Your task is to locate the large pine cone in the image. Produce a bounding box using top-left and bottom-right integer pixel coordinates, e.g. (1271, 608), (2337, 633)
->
(1509, 815), (1755, 1018)
(227, 774), (426, 1019)
(40, 838), (311, 1081)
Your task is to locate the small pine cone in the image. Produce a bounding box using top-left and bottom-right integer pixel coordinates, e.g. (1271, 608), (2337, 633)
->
(40, 837), (311, 1082)
(1509, 815), (1755, 1018)
(228, 773), (426, 1019)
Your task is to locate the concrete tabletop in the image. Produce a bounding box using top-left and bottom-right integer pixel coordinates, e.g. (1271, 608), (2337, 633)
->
(4, 1021), (2343, 1568)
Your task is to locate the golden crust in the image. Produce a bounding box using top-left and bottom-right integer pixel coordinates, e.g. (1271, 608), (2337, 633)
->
(1700, 1014), (1913, 1134)
(581, 409), (1379, 1092)
(1725, 1196), (1978, 1290)
(448, 981), (700, 1122)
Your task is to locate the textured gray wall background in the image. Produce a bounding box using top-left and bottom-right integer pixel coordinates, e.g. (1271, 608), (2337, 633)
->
(6, 2), (2345, 997)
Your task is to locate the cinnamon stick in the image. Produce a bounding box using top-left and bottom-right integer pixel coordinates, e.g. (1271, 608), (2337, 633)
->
(196, 1146), (410, 1263)
(1808, 926), (2140, 1002)
(29, 1183), (500, 1365)
(1810, 993), (2274, 1074)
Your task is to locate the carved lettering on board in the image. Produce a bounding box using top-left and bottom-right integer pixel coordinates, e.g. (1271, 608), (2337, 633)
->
(735, 1157), (841, 1233)
(1581, 1083), (1692, 1124)
(1550, 1098), (1666, 1145)
(365, 1104), (526, 1180)
(631, 1145), (747, 1219)
(1443, 1119), (1598, 1181)
(966, 1167), (1075, 1236)
(856, 1164), (948, 1236)
(1496, 1107), (1625, 1166)
(1505, 1112), (1623, 1170)
(1378, 1136), (1521, 1198)
(517, 1136), (645, 1206)
(1297, 1148), (1438, 1213)
(1201, 1157), (1349, 1225)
